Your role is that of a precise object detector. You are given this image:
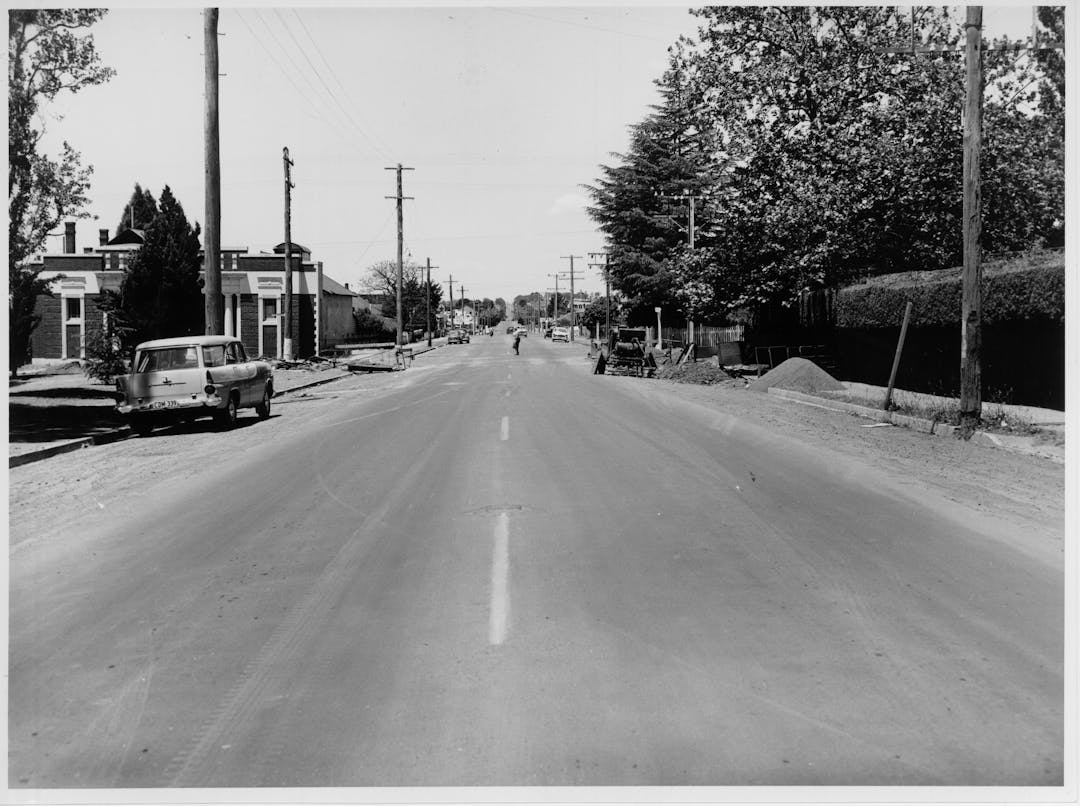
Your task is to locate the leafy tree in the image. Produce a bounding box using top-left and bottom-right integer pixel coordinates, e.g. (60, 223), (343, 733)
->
(99, 186), (204, 351)
(8, 9), (114, 375)
(588, 6), (1063, 323)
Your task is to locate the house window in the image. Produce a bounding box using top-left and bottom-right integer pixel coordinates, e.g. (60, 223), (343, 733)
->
(65, 297), (83, 322)
(262, 298), (279, 323)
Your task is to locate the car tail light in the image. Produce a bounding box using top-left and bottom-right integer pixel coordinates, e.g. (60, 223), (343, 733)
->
(204, 371), (216, 395)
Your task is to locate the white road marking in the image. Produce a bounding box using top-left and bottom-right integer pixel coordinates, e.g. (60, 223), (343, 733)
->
(489, 512), (510, 645)
(500, 416), (509, 441)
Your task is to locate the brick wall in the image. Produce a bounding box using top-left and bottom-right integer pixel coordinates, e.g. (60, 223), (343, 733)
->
(29, 295), (62, 359)
(239, 294), (260, 358)
(296, 295), (315, 357)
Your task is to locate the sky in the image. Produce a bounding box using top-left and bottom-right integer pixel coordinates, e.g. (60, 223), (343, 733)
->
(35, 2), (1047, 306)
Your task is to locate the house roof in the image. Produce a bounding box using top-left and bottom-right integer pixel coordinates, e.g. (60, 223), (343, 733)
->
(321, 276), (355, 296)
(272, 241), (311, 254)
(106, 228), (145, 246)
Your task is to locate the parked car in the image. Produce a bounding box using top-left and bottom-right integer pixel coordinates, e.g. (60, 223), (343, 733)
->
(447, 329), (470, 344)
(515, 327), (528, 337)
(551, 326), (570, 342)
(115, 335), (273, 436)
(506, 325), (517, 334)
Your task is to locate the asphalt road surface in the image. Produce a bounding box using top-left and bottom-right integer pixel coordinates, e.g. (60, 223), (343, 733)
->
(8, 333), (1064, 788)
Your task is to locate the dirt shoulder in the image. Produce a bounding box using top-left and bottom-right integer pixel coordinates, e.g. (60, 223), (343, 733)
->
(619, 375), (1065, 546)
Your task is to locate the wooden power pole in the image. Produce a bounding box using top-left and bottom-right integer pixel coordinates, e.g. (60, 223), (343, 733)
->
(282, 147), (295, 360)
(425, 258), (438, 347)
(878, 8), (1061, 431)
(203, 8), (222, 336)
(959, 6), (983, 429)
(589, 251), (611, 341)
(560, 255), (583, 342)
(385, 163), (414, 350)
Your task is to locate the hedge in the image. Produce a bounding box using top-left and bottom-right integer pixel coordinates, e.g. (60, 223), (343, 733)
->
(835, 253), (1065, 328)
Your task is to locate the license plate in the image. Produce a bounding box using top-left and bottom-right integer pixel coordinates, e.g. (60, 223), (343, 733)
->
(150, 400), (179, 410)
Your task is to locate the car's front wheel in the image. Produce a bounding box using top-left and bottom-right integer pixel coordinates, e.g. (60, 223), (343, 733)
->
(255, 386), (271, 420)
(215, 396), (238, 430)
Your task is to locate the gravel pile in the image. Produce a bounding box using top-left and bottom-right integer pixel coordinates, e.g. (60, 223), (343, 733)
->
(747, 357), (844, 394)
(655, 361), (733, 385)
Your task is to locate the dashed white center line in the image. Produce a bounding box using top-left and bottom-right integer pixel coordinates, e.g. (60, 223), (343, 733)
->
(489, 512), (510, 645)
(500, 416), (509, 441)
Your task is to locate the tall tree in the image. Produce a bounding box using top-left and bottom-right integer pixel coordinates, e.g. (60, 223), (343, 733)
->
(8, 9), (114, 375)
(100, 186), (204, 350)
(589, 6), (1063, 323)
(115, 183), (158, 234)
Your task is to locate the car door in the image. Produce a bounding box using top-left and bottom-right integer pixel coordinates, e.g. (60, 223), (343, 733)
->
(229, 341), (259, 405)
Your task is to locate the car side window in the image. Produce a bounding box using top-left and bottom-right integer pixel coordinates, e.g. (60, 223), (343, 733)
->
(203, 345), (226, 367)
(234, 342), (248, 362)
(225, 343), (240, 364)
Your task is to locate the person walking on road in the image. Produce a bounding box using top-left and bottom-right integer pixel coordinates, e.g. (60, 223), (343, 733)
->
(512, 333), (521, 355)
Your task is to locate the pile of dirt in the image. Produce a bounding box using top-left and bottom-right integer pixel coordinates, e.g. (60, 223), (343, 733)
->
(655, 361), (732, 385)
(747, 357), (844, 394)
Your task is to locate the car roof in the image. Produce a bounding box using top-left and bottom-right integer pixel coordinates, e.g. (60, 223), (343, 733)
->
(135, 335), (240, 350)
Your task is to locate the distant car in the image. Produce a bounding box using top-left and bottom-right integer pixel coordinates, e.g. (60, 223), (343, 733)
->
(115, 335), (273, 437)
(506, 325), (517, 334)
(447, 329), (470, 344)
(551, 327), (570, 342)
(514, 327), (528, 338)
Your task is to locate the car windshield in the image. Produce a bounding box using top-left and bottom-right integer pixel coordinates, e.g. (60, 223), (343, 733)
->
(136, 346), (200, 372)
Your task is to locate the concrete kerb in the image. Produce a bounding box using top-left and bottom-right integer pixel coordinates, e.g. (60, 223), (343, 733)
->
(9, 346), (451, 469)
(768, 387), (952, 436)
(766, 387), (1062, 460)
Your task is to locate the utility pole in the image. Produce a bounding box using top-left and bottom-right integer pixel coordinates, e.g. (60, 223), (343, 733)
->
(425, 258), (437, 347)
(445, 275), (456, 329)
(203, 8), (222, 336)
(385, 163), (414, 350)
(460, 287), (466, 332)
(282, 147), (295, 360)
(547, 273), (560, 324)
(877, 8), (1061, 430)
(589, 251), (611, 342)
(660, 190), (707, 350)
(959, 5), (983, 430)
(559, 255), (583, 342)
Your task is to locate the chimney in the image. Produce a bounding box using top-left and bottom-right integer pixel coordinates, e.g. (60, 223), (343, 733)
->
(99, 228), (109, 246)
(64, 222), (76, 254)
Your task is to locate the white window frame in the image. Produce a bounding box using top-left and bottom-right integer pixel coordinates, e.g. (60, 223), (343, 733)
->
(60, 285), (86, 360)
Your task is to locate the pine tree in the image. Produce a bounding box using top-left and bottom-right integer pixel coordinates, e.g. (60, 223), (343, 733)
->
(101, 186), (204, 350)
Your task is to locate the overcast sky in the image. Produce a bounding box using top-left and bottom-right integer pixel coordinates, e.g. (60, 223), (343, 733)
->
(37, 3), (1044, 305)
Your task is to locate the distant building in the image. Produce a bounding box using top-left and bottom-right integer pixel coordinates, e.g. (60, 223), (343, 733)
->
(25, 222), (355, 363)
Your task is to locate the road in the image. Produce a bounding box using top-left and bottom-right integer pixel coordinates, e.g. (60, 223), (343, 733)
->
(8, 332), (1065, 788)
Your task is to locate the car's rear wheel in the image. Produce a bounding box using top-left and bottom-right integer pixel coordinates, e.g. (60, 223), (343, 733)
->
(255, 386), (271, 420)
(215, 396), (238, 430)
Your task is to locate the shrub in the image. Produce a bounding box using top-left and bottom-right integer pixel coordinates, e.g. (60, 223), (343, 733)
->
(83, 329), (128, 384)
(836, 254), (1064, 328)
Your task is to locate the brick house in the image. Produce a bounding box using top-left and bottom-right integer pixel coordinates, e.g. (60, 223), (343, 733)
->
(25, 222), (355, 363)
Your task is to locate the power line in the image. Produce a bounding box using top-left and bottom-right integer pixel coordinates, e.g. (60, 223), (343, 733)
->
(246, 9), (360, 148)
(290, 9), (395, 161)
(274, 9), (392, 162)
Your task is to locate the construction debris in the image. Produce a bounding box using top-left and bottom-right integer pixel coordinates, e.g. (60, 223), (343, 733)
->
(655, 361), (733, 385)
(747, 357), (844, 394)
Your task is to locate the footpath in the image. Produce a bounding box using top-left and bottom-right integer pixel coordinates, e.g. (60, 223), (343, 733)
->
(7, 341), (444, 468)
